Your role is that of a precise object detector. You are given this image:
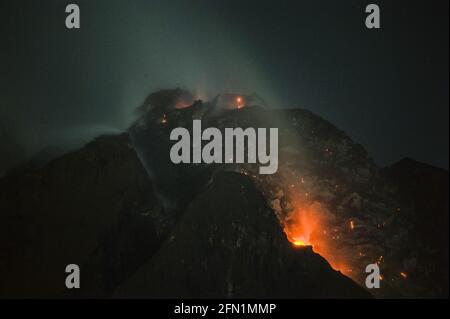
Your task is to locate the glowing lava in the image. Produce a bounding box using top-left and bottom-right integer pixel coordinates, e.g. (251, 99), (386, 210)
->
(293, 239), (308, 247)
(160, 114), (168, 124)
(283, 199), (353, 277)
(284, 205), (317, 248)
(236, 96), (244, 108)
(175, 101), (193, 109)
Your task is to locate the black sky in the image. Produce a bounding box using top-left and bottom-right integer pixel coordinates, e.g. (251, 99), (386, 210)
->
(0, 0), (448, 170)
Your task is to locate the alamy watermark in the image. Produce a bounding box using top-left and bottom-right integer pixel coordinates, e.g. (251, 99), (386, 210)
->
(169, 120), (278, 175)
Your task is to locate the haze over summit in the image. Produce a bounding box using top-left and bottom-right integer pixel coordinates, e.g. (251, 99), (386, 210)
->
(0, 0), (448, 173)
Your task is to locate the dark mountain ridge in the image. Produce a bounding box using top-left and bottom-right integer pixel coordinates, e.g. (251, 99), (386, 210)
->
(0, 89), (447, 298)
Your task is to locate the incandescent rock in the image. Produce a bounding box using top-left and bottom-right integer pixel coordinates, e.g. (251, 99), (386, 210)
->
(116, 172), (371, 298)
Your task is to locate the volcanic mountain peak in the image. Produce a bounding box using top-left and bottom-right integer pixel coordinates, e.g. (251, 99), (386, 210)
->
(126, 89), (448, 298)
(0, 89), (447, 298)
(0, 130), (371, 298)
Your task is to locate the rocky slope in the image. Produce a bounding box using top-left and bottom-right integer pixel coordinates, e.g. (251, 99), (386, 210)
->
(128, 89), (448, 298)
(116, 172), (370, 298)
(0, 89), (447, 298)
(0, 132), (370, 298)
(0, 133), (166, 297)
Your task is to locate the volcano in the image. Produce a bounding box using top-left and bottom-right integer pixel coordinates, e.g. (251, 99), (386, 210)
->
(0, 89), (447, 298)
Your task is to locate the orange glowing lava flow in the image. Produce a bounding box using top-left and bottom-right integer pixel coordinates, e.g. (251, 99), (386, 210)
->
(283, 201), (352, 276)
(236, 96), (244, 108)
(284, 204), (317, 249)
(293, 240), (308, 247)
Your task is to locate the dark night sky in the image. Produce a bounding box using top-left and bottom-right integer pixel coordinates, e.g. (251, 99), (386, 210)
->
(0, 0), (448, 170)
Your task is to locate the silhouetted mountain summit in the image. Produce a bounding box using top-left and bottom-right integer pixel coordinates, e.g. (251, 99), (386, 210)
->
(0, 89), (447, 298)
